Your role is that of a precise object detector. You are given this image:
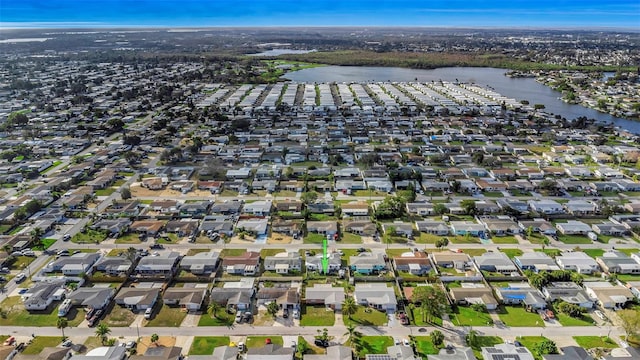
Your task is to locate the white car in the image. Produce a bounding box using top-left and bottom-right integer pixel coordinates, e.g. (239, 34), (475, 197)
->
(594, 310), (606, 320)
(144, 307), (153, 319)
(14, 273), (26, 283)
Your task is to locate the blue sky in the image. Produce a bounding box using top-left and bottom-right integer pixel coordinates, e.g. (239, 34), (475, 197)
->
(1, 0), (639, 28)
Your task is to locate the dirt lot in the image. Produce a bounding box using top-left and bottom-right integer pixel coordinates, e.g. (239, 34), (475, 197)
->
(130, 184), (214, 198)
(137, 336), (176, 355)
(268, 233), (293, 244)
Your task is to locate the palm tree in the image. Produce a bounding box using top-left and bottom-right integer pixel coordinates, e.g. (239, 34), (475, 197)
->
(150, 333), (159, 346)
(341, 296), (357, 320)
(207, 302), (221, 319)
(95, 324), (111, 345)
(343, 324), (361, 346)
(57, 317), (68, 339)
(30, 227), (44, 249)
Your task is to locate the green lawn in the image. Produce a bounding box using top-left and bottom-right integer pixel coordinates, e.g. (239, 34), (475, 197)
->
(449, 306), (493, 327)
(246, 336), (283, 349)
(260, 248), (286, 257)
(144, 304), (187, 327)
(9, 256), (36, 270)
(500, 249), (524, 258)
(582, 249), (605, 258)
(33, 238), (56, 250)
(94, 188), (116, 196)
(72, 229), (108, 244)
(360, 336), (394, 355)
(197, 311), (234, 326)
(343, 306), (388, 326)
(304, 233), (326, 244)
(0, 296), (84, 327)
(550, 302), (595, 326)
(114, 233), (142, 244)
(535, 248), (562, 257)
(573, 336), (617, 349)
(416, 233), (439, 244)
(527, 233), (549, 244)
(299, 305), (335, 326)
(515, 336), (548, 360)
(492, 236), (519, 244)
(470, 336), (504, 360)
(617, 274), (640, 282)
(189, 337), (230, 355)
(413, 336), (440, 356)
(410, 307), (443, 326)
(22, 337), (62, 355)
(449, 235), (481, 244)
(498, 306), (545, 327)
(557, 234), (592, 244)
(341, 232), (363, 244)
(460, 249), (487, 256)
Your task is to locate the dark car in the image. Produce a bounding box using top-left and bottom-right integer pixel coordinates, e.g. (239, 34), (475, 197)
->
(283, 308), (289, 318)
(314, 339), (329, 348)
(150, 244), (164, 250)
(357, 247), (366, 253)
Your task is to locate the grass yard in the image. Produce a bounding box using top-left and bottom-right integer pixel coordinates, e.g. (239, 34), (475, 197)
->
(573, 336), (617, 349)
(304, 233), (326, 244)
(94, 188), (117, 197)
(246, 336), (283, 349)
(460, 248), (487, 256)
(33, 238), (56, 250)
(535, 248), (562, 257)
(555, 312), (595, 326)
(188, 337), (230, 355)
(413, 336), (439, 356)
(101, 305), (137, 327)
(470, 336), (504, 359)
(515, 336), (550, 360)
(9, 256), (36, 270)
(492, 236), (519, 244)
(220, 249), (247, 257)
(527, 233), (549, 244)
(557, 234), (592, 244)
(582, 249), (605, 258)
(500, 248), (524, 258)
(114, 233), (142, 244)
(197, 310), (235, 326)
(22, 337), (62, 355)
(360, 336), (394, 355)
(0, 296), (84, 327)
(341, 232), (363, 244)
(448, 235), (481, 244)
(498, 306), (545, 327)
(72, 229), (108, 244)
(144, 304), (187, 327)
(343, 306), (388, 326)
(449, 306), (493, 327)
(299, 305), (335, 326)
(411, 307), (443, 326)
(416, 233), (439, 244)
(260, 248), (286, 257)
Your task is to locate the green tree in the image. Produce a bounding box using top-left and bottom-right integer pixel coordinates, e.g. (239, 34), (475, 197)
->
(342, 296), (357, 320)
(296, 337), (309, 357)
(556, 301), (583, 318)
(465, 329), (478, 347)
(267, 302), (279, 318)
(300, 191), (318, 205)
(430, 330), (444, 347)
(435, 237), (449, 250)
(411, 286), (447, 323)
(56, 317), (68, 339)
(207, 302), (221, 319)
(120, 186), (131, 200)
(534, 338), (558, 356)
(460, 200), (477, 215)
(618, 309), (640, 340)
(95, 324), (111, 345)
(150, 333), (159, 346)
(433, 203), (448, 215)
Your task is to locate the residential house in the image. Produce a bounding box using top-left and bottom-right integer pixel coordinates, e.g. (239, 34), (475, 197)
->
(494, 283), (547, 309)
(23, 279), (66, 311)
(45, 252), (101, 276)
(365, 345), (417, 360)
(415, 221), (450, 236)
(209, 278), (255, 312)
(179, 250), (220, 275)
(91, 218), (132, 236)
(130, 346), (183, 360)
(478, 216), (521, 236)
(583, 282), (634, 309)
(431, 252), (473, 271)
(275, 200), (303, 214)
(555, 252), (601, 274)
(114, 286), (161, 311)
(130, 220), (165, 236)
(541, 282), (594, 308)
(449, 283), (498, 310)
(246, 344), (294, 360)
(304, 284), (345, 310)
(382, 222), (414, 238)
(165, 220), (200, 237)
(353, 283), (397, 312)
(135, 252), (181, 279)
(427, 347), (475, 360)
(473, 252), (518, 274)
(341, 202), (370, 217)
(271, 219), (302, 237)
(306, 221), (338, 237)
(406, 201), (436, 216)
(514, 252), (561, 273)
(242, 200), (272, 216)
(200, 218), (234, 237)
(393, 251), (432, 275)
(596, 250), (640, 274)
(564, 200), (597, 216)
(343, 220), (377, 236)
(256, 283), (300, 310)
(591, 222), (629, 236)
(450, 221), (486, 237)
(67, 287), (115, 311)
(210, 201), (243, 215)
(518, 219), (557, 235)
(528, 200), (564, 215)
(235, 218), (269, 236)
(497, 198), (529, 214)
(221, 251), (261, 276)
(209, 346), (239, 360)
(481, 343), (535, 360)
(556, 220), (592, 235)
(72, 346), (127, 360)
(93, 256), (134, 277)
(179, 201), (211, 217)
(304, 346), (352, 360)
(163, 286), (207, 312)
(264, 252), (302, 274)
(306, 252), (341, 274)
(542, 346), (593, 360)
(350, 252), (387, 275)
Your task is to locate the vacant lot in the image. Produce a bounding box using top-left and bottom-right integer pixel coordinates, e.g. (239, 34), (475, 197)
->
(449, 306), (493, 327)
(189, 337), (230, 355)
(573, 336), (617, 349)
(343, 306), (387, 326)
(144, 304), (187, 327)
(22, 337), (61, 355)
(299, 305), (335, 326)
(101, 305), (136, 327)
(498, 306), (545, 327)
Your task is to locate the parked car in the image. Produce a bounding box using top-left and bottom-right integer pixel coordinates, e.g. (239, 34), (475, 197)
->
(283, 308), (289, 318)
(18, 288), (28, 294)
(0, 267), (9, 273)
(314, 339), (329, 348)
(144, 307), (154, 319)
(22, 250), (35, 257)
(292, 309), (299, 319)
(63, 234), (71, 241)
(125, 341), (137, 350)
(242, 312), (252, 323)
(235, 311), (243, 323)
(594, 310), (606, 320)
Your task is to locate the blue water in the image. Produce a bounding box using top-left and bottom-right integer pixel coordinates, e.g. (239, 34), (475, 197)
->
(2, 0), (639, 28)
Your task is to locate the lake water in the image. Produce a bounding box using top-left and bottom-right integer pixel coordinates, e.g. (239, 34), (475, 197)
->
(283, 66), (640, 134)
(248, 49), (316, 57)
